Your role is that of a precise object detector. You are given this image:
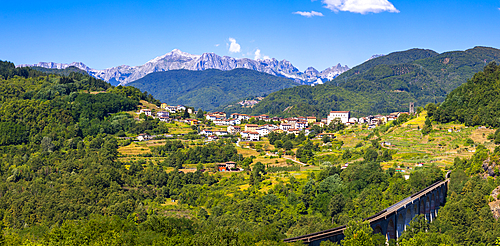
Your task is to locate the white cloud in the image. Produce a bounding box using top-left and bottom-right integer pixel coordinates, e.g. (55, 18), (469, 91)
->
(322, 0), (399, 14)
(215, 44), (220, 47)
(228, 38), (241, 53)
(293, 11), (324, 17)
(254, 49), (262, 60)
(254, 49), (271, 60)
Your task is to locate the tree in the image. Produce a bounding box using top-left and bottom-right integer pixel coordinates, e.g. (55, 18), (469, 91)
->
(421, 117), (432, 135)
(322, 135), (331, 143)
(196, 163), (204, 171)
(328, 193), (345, 217)
(318, 174), (343, 195)
(198, 208), (208, 220)
(275, 140), (283, 149)
(100, 137), (119, 161)
(416, 106), (424, 115)
(425, 103), (437, 119)
(364, 148), (378, 162)
(196, 109), (204, 119)
(341, 220), (385, 246)
(183, 109), (190, 119)
(0, 221), (5, 246)
(251, 162), (266, 184)
(283, 140), (293, 151)
(398, 215), (428, 243)
(342, 149), (352, 160)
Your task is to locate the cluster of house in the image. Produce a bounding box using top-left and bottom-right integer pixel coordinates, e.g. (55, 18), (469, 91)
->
(216, 161), (242, 172)
(137, 104), (197, 123)
(201, 116), (323, 141)
(160, 103), (191, 114)
(139, 108), (171, 122)
(198, 110), (411, 141)
(326, 111), (410, 129)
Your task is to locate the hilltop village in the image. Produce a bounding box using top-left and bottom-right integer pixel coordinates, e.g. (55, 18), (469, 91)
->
(136, 103), (413, 143)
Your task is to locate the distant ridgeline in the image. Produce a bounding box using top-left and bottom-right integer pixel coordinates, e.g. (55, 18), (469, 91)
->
(433, 62), (500, 127)
(31, 65), (90, 76)
(128, 68), (299, 112)
(227, 46), (500, 118)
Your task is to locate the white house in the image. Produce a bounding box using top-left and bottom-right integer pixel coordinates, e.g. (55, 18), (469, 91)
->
(163, 106), (177, 113)
(287, 128), (301, 135)
(327, 111), (350, 125)
(199, 129), (213, 136)
(228, 118), (241, 125)
(214, 130), (228, 136)
(296, 121), (308, 129)
(139, 109), (152, 116)
(232, 114), (250, 121)
(158, 117), (170, 122)
(280, 123), (292, 131)
(213, 118), (227, 126)
(156, 111), (169, 118)
(241, 131), (260, 141)
(137, 133), (151, 141)
(263, 124), (279, 131)
(256, 127), (270, 137)
(206, 114), (218, 121)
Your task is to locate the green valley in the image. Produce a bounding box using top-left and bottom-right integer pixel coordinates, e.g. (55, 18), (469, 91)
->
(128, 68), (299, 112)
(0, 60), (500, 245)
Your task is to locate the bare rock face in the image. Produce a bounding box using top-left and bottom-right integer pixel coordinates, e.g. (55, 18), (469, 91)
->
(18, 49), (349, 86)
(482, 158), (499, 177)
(489, 186), (500, 219)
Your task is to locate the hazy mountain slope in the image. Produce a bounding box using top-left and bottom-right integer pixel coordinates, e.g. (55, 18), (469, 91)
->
(127, 68), (299, 111)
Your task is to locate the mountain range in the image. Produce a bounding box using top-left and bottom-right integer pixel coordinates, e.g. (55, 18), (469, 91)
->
(18, 49), (350, 86)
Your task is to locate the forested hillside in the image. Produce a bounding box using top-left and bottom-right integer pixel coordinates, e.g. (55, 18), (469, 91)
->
(433, 62), (500, 127)
(128, 68), (299, 111)
(229, 46), (500, 118)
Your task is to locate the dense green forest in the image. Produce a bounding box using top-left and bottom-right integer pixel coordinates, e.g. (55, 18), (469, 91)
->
(433, 62), (500, 127)
(0, 60), (500, 245)
(128, 68), (299, 111)
(227, 46), (500, 118)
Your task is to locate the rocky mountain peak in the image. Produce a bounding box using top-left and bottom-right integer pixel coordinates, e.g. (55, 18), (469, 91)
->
(19, 50), (349, 86)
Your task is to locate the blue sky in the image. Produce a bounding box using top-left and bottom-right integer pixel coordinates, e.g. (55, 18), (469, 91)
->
(1, 0), (499, 71)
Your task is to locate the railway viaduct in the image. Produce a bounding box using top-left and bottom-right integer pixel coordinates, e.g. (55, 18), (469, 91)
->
(284, 178), (449, 245)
